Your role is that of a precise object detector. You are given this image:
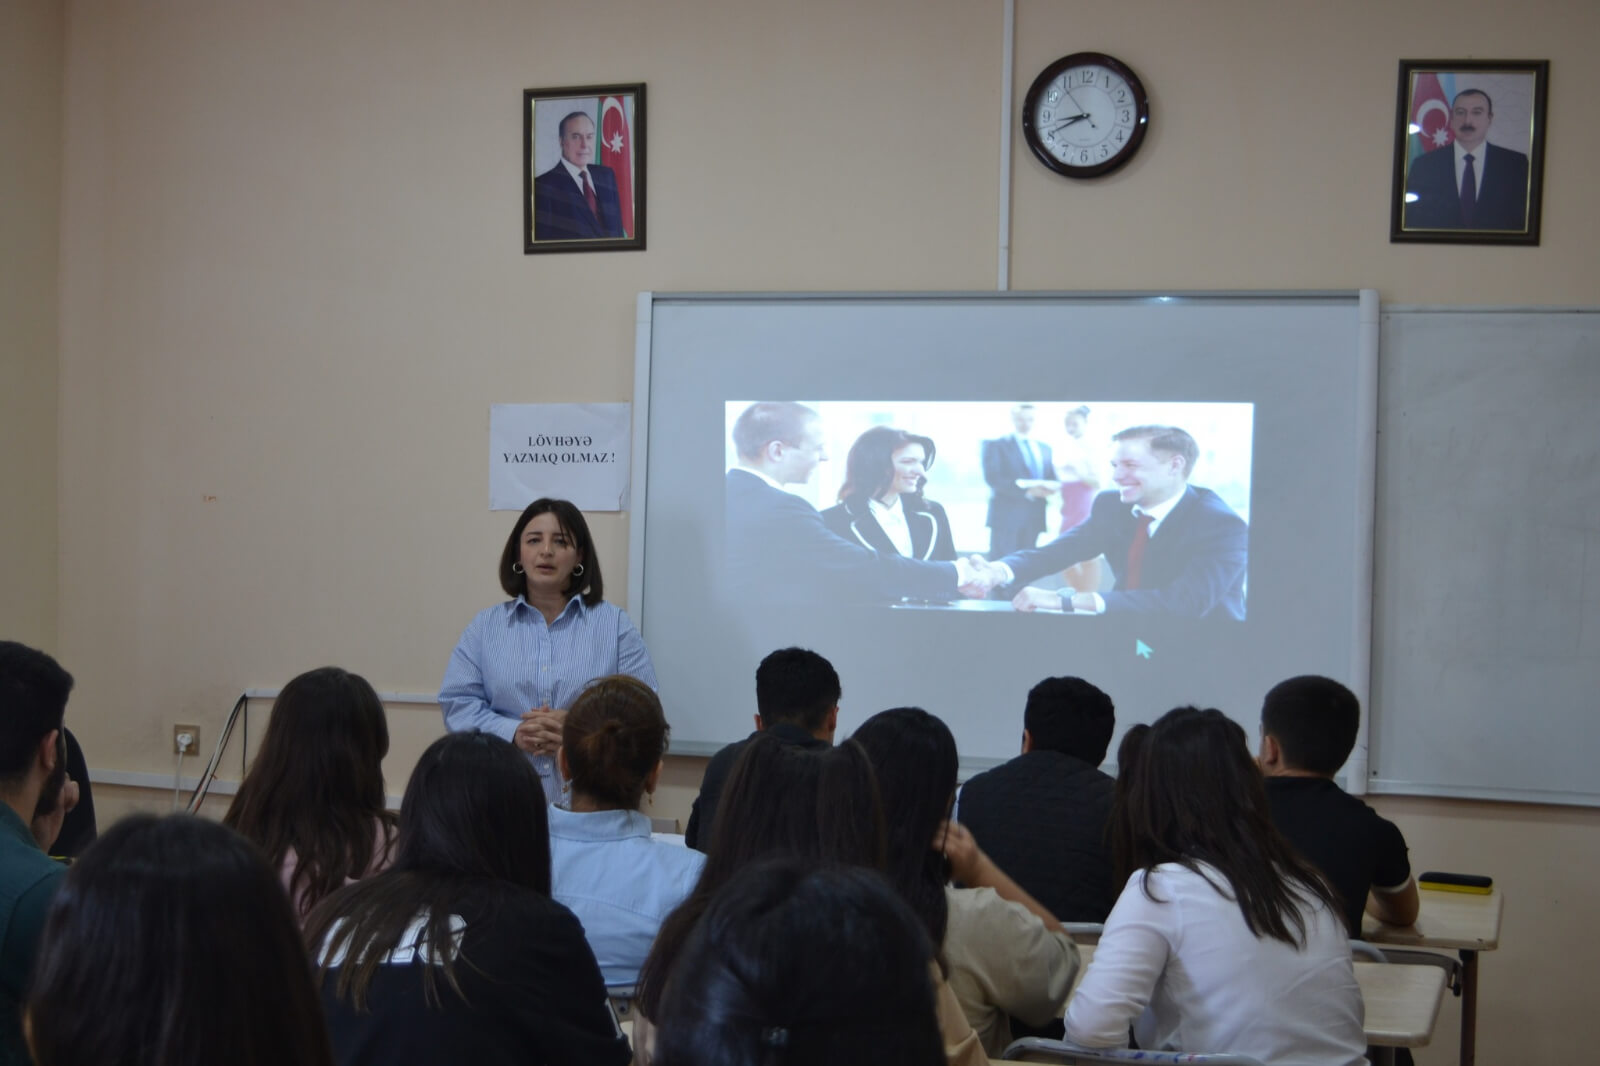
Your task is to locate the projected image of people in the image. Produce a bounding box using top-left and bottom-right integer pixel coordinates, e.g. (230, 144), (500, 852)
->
(723, 401), (1250, 617)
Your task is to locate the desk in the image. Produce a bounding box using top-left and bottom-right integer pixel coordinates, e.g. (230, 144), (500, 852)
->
(1362, 889), (1503, 1066)
(1068, 945), (1444, 1052)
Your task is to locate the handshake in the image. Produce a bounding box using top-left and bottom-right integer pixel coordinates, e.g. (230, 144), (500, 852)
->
(957, 555), (1009, 599)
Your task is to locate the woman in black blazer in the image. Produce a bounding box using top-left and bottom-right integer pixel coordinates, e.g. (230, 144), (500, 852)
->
(822, 426), (957, 563)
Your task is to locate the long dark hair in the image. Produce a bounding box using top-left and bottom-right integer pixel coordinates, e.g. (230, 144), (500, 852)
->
(563, 674), (669, 810)
(636, 734), (885, 1019)
(223, 666), (396, 918)
(655, 860), (945, 1066)
(27, 814), (335, 1066)
(305, 732), (552, 1009)
(1112, 707), (1342, 946)
(848, 708), (956, 960)
(837, 426), (936, 505)
(497, 498), (603, 605)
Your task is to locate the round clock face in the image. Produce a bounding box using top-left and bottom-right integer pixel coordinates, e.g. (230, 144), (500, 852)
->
(1022, 53), (1150, 178)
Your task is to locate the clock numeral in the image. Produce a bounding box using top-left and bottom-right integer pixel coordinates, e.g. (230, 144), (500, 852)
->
(1099, 144), (1110, 159)
(1115, 90), (1127, 103)
(1103, 73), (1112, 89)
(1040, 109), (1051, 122)
(1048, 89), (1060, 104)
(1115, 129), (1126, 143)
(1120, 110), (1132, 124)
(1079, 149), (1090, 163)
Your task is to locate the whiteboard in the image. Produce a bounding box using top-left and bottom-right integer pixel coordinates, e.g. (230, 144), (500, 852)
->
(1368, 309), (1600, 806)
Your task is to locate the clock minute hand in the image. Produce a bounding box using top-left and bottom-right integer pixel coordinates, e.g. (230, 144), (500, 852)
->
(1062, 88), (1099, 129)
(1046, 113), (1091, 133)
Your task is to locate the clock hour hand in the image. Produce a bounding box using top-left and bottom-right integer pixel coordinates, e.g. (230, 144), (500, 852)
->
(1062, 88), (1099, 129)
(1047, 113), (1091, 133)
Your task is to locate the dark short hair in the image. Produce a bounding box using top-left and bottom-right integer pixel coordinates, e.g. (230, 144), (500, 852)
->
(563, 675), (669, 810)
(1453, 88), (1493, 113)
(0, 641), (72, 784)
(731, 402), (818, 463)
(28, 814), (335, 1066)
(223, 667), (396, 918)
(654, 860), (944, 1066)
(497, 498), (603, 606)
(755, 647), (841, 731)
(837, 426), (936, 505)
(1024, 676), (1116, 764)
(1112, 424), (1200, 479)
(557, 110), (593, 138)
(1260, 675), (1360, 776)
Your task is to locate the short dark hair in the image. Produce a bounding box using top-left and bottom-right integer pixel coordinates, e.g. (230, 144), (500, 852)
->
(557, 110), (592, 138)
(755, 647), (841, 731)
(0, 641), (72, 784)
(28, 814), (335, 1066)
(837, 426), (937, 505)
(1453, 88), (1493, 113)
(732, 402), (818, 463)
(1112, 424), (1200, 479)
(307, 732), (552, 1010)
(497, 498), (603, 606)
(1260, 675), (1360, 776)
(654, 860), (944, 1066)
(223, 667), (396, 919)
(563, 675), (669, 810)
(1024, 676), (1116, 764)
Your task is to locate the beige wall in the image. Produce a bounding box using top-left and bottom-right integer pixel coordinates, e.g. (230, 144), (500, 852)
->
(36, 0), (1600, 1061)
(1, 0), (63, 649)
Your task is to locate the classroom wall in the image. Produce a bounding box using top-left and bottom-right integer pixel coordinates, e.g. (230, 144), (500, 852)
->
(0, 0), (63, 650)
(35, 0), (1600, 1061)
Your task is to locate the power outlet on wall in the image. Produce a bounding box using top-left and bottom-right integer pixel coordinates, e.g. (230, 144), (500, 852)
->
(173, 724), (200, 756)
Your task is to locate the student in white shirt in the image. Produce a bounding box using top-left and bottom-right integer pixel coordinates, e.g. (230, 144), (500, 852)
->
(1064, 708), (1366, 1066)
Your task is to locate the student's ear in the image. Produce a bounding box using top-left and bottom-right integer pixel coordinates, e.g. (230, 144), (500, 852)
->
(822, 705), (839, 739)
(644, 759), (663, 797)
(36, 730), (60, 774)
(1021, 729), (1034, 754)
(557, 746), (571, 781)
(753, 713), (764, 733)
(1257, 733), (1282, 773)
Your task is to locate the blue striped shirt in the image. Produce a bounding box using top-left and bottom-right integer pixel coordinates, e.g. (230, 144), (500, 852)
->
(438, 596), (657, 803)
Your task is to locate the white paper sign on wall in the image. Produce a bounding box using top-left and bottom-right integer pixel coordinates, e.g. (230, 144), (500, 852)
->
(489, 403), (631, 511)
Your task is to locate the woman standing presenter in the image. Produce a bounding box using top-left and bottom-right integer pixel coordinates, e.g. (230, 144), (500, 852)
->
(439, 498), (657, 805)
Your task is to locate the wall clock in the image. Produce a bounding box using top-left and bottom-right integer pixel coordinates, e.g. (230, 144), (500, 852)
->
(1022, 52), (1150, 178)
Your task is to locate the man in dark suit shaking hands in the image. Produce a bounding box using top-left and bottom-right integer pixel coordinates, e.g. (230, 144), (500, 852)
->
(979, 424), (1248, 619)
(1403, 88), (1530, 232)
(534, 111), (625, 241)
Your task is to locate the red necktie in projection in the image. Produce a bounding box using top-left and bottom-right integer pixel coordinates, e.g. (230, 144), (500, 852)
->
(1124, 512), (1155, 590)
(582, 170), (599, 217)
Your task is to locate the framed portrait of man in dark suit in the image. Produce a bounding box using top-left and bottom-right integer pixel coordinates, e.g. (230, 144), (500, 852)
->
(523, 83), (646, 254)
(1389, 60), (1547, 246)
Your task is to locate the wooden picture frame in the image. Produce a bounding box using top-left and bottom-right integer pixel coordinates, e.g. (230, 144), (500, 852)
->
(1389, 60), (1548, 245)
(524, 83), (646, 254)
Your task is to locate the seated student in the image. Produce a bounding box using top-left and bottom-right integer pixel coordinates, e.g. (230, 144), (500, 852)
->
(549, 675), (705, 988)
(307, 733), (629, 1066)
(224, 667), (398, 922)
(955, 676), (1117, 922)
(852, 708), (1079, 1058)
(636, 734), (990, 1066)
(1064, 708), (1365, 1066)
(1258, 675), (1419, 933)
(27, 814), (335, 1066)
(684, 646), (840, 851)
(655, 859), (946, 1066)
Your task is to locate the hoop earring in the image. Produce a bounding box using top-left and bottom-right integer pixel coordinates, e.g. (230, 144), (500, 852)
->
(571, 563), (585, 577)
(511, 562), (524, 574)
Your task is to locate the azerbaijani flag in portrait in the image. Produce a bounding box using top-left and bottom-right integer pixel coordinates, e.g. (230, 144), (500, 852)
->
(600, 96), (635, 238)
(1408, 71), (1456, 162)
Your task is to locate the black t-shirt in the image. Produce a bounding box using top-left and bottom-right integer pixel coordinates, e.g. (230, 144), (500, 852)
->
(319, 885), (630, 1066)
(1264, 776), (1412, 936)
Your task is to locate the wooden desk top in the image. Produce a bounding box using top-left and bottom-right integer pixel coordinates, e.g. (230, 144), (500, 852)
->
(1355, 960), (1446, 1048)
(1070, 946), (1445, 1048)
(1361, 888), (1503, 952)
